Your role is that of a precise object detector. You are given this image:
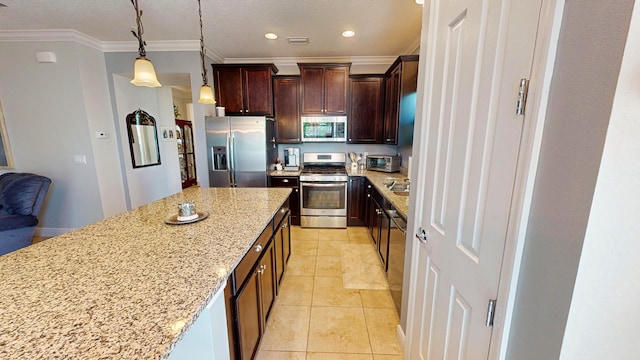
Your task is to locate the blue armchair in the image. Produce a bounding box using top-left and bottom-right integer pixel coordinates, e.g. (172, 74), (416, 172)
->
(0, 172), (51, 256)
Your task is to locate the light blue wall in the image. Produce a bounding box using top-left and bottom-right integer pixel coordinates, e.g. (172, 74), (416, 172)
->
(0, 41), (110, 235)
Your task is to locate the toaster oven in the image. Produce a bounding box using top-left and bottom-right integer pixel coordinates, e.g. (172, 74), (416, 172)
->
(366, 155), (401, 173)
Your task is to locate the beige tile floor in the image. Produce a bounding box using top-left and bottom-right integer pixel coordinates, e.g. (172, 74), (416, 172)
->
(257, 226), (404, 360)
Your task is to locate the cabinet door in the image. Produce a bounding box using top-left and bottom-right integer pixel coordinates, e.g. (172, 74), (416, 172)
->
(273, 76), (301, 143)
(213, 66), (244, 114)
(347, 176), (365, 226)
(383, 67), (401, 144)
(367, 196), (379, 245)
(243, 67), (273, 115)
(282, 214), (291, 266)
(273, 225), (284, 291)
(324, 67), (349, 115)
(290, 187), (300, 226)
(259, 239), (276, 324)
(300, 67), (325, 114)
(235, 270), (262, 360)
(348, 76), (384, 143)
(378, 210), (391, 272)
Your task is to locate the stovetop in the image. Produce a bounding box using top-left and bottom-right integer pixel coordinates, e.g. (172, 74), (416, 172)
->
(299, 152), (349, 182)
(300, 166), (348, 175)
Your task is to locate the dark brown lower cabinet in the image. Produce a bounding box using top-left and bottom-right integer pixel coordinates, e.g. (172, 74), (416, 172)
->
(235, 269), (261, 360)
(233, 237), (275, 360)
(269, 176), (300, 225)
(347, 176), (365, 226)
(274, 211), (291, 290)
(226, 202), (290, 360)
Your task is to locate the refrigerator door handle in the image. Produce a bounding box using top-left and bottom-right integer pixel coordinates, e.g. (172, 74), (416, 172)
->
(229, 133), (236, 187)
(226, 133), (233, 186)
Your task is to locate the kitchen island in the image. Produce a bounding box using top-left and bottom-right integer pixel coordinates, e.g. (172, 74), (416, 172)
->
(0, 187), (291, 359)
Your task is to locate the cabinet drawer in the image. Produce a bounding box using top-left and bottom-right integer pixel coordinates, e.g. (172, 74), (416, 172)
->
(270, 176), (299, 187)
(272, 198), (290, 230)
(233, 226), (273, 294)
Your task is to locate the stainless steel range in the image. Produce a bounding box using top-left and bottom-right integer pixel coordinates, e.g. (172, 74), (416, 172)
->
(299, 152), (348, 228)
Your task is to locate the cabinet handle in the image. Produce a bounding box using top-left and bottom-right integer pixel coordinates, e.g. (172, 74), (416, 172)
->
(254, 244), (263, 252)
(367, 185), (372, 189)
(281, 208), (288, 213)
(283, 179), (289, 183)
(281, 222), (288, 228)
(386, 138), (392, 142)
(295, 188), (299, 192)
(367, 194), (371, 198)
(349, 138), (352, 141)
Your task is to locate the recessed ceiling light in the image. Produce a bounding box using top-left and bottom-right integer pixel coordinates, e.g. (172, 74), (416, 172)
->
(264, 33), (278, 40)
(342, 30), (355, 38)
(415, 0), (424, 4)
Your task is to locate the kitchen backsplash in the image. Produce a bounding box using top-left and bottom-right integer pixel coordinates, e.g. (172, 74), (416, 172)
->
(276, 143), (403, 166)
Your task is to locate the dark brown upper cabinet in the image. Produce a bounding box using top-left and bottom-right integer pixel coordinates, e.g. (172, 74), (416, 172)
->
(383, 56), (419, 145)
(299, 63), (350, 116)
(348, 75), (385, 144)
(212, 64), (278, 116)
(273, 76), (301, 143)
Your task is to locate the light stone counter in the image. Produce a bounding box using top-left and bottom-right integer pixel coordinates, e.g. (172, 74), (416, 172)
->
(0, 187), (291, 360)
(346, 168), (410, 219)
(269, 169), (301, 176)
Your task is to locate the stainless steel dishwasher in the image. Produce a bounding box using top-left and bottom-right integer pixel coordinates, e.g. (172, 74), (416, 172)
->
(386, 207), (407, 318)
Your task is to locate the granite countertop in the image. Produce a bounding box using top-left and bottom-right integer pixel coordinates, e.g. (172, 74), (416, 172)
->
(271, 167), (409, 218)
(346, 168), (410, 219)
(0, 187), (291, 360)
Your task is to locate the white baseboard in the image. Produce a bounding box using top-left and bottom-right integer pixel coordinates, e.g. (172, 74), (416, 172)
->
(397, 324), (406, 356)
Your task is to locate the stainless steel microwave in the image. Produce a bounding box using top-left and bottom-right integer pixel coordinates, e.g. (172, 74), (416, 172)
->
(301, 116), (347, 142)
(366, 155), (401, 173)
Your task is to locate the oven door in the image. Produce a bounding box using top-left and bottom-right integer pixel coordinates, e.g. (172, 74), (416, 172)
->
(300, 182), (347, 216)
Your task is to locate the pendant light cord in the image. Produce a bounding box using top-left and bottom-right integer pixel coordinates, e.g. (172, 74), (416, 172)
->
(198, 0), (208, 86)
(131, 0), (147, 58)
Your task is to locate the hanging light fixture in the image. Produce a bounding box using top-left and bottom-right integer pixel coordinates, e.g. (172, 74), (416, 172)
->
(197, 0), (216, 104)
(130, 0), (161, 88)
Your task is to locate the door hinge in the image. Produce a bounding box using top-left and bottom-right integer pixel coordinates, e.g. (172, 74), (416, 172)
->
(515, 78), (529, 115)
(486, 299), (497, 327)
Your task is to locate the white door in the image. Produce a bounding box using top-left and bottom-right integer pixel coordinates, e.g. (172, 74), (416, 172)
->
(407, 0), (543, 358)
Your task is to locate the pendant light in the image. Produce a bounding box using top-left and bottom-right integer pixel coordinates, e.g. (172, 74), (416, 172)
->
(197, 0), (216, 104)
(130, 0), (161, 88)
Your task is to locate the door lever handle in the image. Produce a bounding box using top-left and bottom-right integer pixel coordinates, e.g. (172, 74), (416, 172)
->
(415, 227), (429, 244)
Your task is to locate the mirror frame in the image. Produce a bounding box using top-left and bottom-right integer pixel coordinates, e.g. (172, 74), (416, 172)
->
(126, 109), (161, 168)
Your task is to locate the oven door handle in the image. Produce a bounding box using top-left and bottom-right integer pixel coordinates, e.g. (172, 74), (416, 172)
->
(301, 182), (347, 187)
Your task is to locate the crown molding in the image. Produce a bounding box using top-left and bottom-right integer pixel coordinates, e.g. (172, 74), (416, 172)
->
(0, 29), (103, 50)
(102, 40), (201, 52)
(0, 30), (410, 65)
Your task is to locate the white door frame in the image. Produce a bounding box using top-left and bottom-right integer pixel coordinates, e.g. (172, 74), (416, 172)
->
(405, 0), (567, 358)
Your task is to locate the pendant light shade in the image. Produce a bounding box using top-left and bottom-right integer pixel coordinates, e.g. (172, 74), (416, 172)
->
(198, 84), (216, 104)
(130, 0), (161, 88)
(131, 57), (162, 87)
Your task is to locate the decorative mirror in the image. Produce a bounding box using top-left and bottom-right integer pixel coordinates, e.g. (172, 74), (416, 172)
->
(126, 109), (161, 168)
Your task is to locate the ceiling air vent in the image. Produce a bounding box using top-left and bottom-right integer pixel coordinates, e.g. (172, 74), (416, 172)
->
(287, 37), (309, 45)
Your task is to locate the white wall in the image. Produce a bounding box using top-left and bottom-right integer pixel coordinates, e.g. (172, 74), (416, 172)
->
(560, 1), (640, 357)
(112, 75), (182, 208)
(506, 1), (634, 358)
(104, 51), (211, 191)
(0, 41), (109, 235)
(75, 43), (128, 219)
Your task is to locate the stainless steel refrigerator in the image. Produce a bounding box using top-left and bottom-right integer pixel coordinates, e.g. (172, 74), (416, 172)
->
(205, 116), (276, 187)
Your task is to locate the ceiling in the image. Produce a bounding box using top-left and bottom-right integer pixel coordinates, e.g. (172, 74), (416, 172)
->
(0, 0), (423, 60)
